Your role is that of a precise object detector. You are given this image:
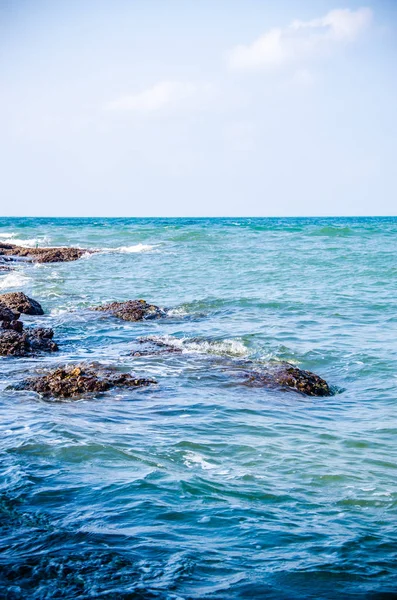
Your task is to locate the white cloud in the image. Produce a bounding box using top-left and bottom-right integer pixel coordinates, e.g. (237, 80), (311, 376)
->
(228, 7), (372, 71)
(291, 68), (314, 86)
(105, 81), (199, 112)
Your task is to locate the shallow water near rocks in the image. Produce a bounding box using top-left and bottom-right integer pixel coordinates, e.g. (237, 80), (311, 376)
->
(0, 217), (396, 599)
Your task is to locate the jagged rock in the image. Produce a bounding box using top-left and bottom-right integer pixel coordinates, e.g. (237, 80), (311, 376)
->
(0, 243), (91, 263)
(0, 330), (30, 356)
(25, 327), (58, 352)
(241, 362), (332, 397)
(13, 364), (157, 398)
(0, 325), (58, 356)
(0, 302), (20, 321)
(93, 299), (165, 322)
(0, 292), (44, 315)
(1, 320), (24, 333)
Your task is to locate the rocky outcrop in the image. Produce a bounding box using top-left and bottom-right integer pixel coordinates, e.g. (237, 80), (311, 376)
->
(0, 243), (91, 263)
(93, 299), (166, 322)
(0, 302), (20, 322)
(0, 324), (58, 356)
(241, 363), (332, 396)
(13, 364), (157, 398)
(0, 292), (44, 315)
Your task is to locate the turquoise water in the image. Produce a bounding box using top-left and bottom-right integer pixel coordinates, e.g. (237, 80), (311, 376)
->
(0, 217), (396, 599)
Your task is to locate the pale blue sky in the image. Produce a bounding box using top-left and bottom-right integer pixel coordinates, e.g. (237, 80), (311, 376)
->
(0, 0), (396, 216)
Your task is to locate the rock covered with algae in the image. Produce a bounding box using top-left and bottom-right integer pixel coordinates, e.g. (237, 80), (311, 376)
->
(13, 364), (157, 398)
(92, 299), (166, 322)
(0, 242), (92, 263)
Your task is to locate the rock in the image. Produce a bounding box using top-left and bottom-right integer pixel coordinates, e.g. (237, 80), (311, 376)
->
(0, 243), (91, 263)
(0, 292), (44, 315)
(1, 320), (24, 333)
(93, 299), (165, 322)
(131, 336), (182, 356)
(0, 302), (20, 322)
(13, 364), (157, 398)
(241, 362), (332, 397)
(0, 324), (58, 356)
(0, 330), (30, 356)
(25, 327), (58, 352)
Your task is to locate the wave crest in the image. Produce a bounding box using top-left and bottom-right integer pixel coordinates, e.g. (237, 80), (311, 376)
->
(139, 334), (249, 357)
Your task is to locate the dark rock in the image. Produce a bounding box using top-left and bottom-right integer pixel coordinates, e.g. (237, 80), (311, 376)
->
(14, 364), (157, 398)
(93, 299), (165, 322)
(0, 302), (20, 321)
(0, 325), (58, 356)
(241, 362), (332, 397)
(131, 336), (182, 356)
(1, 319), (24, 333)
(0, 243), (91, 263)
(0, 330), (30, 356)
(0, 292), (44, 315)
(25, 327), (58, 352)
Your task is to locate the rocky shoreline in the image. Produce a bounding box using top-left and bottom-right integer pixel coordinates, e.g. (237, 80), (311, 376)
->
(0, 273), (335, 399)
(0, 242), (93, 264)
(1, 299), (334, 399)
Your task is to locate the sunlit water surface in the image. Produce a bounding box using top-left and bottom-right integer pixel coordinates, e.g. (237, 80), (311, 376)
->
(0, 217), (396, 599)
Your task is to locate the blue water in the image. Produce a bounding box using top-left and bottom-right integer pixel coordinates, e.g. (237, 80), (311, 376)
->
(0, 217), (396, 599)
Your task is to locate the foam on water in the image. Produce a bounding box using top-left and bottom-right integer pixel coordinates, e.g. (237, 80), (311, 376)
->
(142, 334), (249, 357)
(0, 233), (52, 247)
(101, 243), (156, 253)
(0, 271), (31, 290)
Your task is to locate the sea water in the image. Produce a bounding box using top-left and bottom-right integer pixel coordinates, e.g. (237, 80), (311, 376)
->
(0, 217), (396, 599)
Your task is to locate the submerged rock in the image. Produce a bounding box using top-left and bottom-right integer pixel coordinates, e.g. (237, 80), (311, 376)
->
(0, 292), (44, 315)
(241, 362), (332, 397)
(0, 243), (91, 263)
(14, 364), (157, 398)
(0, 324), (58, 356)
(93, 299), (165, 322)
(131, 336), (183, 356)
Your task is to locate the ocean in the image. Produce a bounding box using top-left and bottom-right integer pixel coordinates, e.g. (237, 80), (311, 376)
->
(0, 217), (396, 599)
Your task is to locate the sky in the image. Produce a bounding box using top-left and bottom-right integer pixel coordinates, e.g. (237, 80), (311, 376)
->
(0, 0), (396, 217)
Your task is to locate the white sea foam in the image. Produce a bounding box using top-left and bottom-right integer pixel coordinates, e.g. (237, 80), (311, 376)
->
(0, 233), (52, 247)
(166, 306), (189, 318)
(184, 451), (217, 470)
(117, 244), (155, 253)
(142, 334), (249, 357)
(97, 243), (156, 254)
(50, 307), (71, 316)
(0, 271), (31, 290)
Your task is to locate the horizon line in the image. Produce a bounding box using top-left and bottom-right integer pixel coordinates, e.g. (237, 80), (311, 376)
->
(1, 215), (397, 219)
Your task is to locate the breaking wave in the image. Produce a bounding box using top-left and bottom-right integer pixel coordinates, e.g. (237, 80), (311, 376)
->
(0, 271), (31, 290)
(140, 334), (249, 357)
(0, 232), (52, 247)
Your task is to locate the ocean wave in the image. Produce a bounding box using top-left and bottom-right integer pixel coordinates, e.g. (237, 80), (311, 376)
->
(184, 451), (217, 470)
(0, 233), (52, 247)
(97, 243), (156, 254)
(166, 306), (189, 317)
(311, 226), (353, 237)
(0, 271), (31, 290)
(117, 243), (155, 253)
(139, 334), (249, 357)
